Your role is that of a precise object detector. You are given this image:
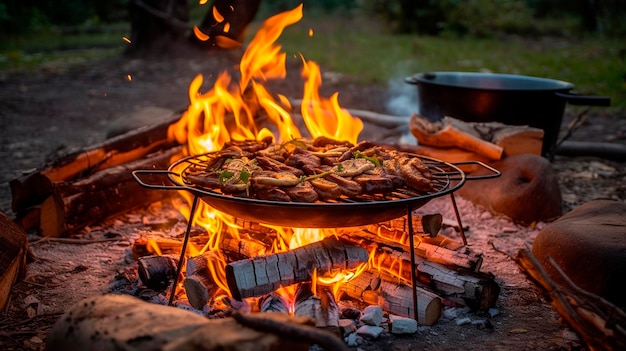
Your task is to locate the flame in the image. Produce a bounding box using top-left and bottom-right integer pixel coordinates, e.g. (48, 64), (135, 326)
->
(165, 4), (367, 305)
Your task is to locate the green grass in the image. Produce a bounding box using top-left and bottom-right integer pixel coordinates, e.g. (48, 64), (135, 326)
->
(2, 13), (624, 111)
(269, 15), (625, 111)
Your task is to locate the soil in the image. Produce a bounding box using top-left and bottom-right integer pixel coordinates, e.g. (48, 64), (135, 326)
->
(0, 48), (625, 351)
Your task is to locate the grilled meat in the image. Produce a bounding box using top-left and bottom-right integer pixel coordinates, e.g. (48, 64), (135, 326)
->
(283, 181), (319, 203)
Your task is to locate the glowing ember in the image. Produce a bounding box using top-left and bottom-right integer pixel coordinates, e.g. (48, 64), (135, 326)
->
(166, 4), (366, 305)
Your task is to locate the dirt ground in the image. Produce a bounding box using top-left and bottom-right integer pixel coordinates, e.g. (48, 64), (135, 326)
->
(1, 48), (625, 350)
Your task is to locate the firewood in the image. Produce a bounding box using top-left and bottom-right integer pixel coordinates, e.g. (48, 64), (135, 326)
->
(10, 111), (180, 215)
(225, 237), (368, 300)
(490, 124), (544, 156)
(39, 146), (183, 237)
(259, 292), (290, 314)
(294, 283), (339, 331)
(137, 254), (179, 291)
(516, 248), (626, 351)
(340, 270), (442, 326)
(368, 213), (443, 238)
(371, 247), (498, 310)
(409, 114), (503, 161)
(183, 251), (226, 309)
(338, 227), (482, 272)
(0, 211), (29, 310)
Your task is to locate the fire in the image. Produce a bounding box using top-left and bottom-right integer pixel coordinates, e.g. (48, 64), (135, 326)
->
(166, 4), (366, 306)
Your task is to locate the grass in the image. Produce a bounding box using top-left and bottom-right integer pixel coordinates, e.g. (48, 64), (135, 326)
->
(1, 12), (624, 111)
(271, 14), (625, 111)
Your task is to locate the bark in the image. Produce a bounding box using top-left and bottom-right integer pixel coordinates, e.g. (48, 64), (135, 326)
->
(0, 211), (29, 310)
(225, 237), (368, 300)
(39, 146), (183, 237)
(137, 254), (179, 291)
(10, 113), (179, 216)
(340, 270), (442, 326)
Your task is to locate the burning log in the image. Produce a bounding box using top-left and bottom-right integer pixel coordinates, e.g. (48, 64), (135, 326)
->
(340, 270), (442, 326)
(39, 146), (183, 237)
(225, 237), (368, 300)
(0, 211), (29, 310)
(137, 254), (179, 291)
(10, 111), (180, 217)
(371, 247), (498, 310)
(339, 227), (482, 272)
(294, 283), (340, 331)
(183, 251), (226, 309)
(259, 292), (290, 314)
(370, 213), (443, 238)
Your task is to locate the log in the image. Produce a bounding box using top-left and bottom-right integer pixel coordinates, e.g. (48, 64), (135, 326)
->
(259, 292), (290, 314)
(294, 283), (339, 331)
(137, 254), (179, 291)
(338, 227), (482, 272)
(340, 270), (442, 326)
(371, 247), (498, 310)
(409, 114), (503, 161)
(10, 110), (180, 215)
(183, 251), (227, 309)
(369, 213), (443, 238)
(39, 146), (183, 237)
(555, 140), (626, 161)
(0, 211), (29, 310)
(225, 237), (369, 300)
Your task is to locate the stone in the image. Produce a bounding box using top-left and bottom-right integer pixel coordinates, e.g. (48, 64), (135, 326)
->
(531, 199), (626, 309)
(457, 153), (562, 225)
(360, 305), (383, 326)
(388, 314), (418, 334)
(356, 325), (384, 339)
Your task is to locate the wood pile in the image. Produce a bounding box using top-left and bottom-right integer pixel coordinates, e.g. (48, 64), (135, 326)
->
(132, 214), (499, 326)
(9, 111), (184, 237)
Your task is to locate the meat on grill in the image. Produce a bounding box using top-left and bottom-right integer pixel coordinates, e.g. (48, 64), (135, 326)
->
(184, 137), (435, 202)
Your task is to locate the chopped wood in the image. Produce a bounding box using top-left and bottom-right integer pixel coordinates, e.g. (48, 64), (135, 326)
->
(369, 213), (443, 238)
(0, 211), (29, 310)
(225, 237), (368, 300)
(259, 292), (290, 314)
(491, 124), (544, 156)
(409, 114), (504, 161)
(183, 251), (226, 309)
(338, 227), (482, 272)
(39, 146), (183, 237)
(137, 254), (179, 291)
(340, 270), (442, 326)
(516, 247), (626, 351)
(294, 283), (339, 331)
(10, 111), (180, 215)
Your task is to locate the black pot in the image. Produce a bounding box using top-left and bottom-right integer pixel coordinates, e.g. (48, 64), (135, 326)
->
(405, 72), (610, 159)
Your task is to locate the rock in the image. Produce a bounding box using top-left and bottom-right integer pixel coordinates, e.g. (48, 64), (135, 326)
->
(531, 199), (626, 309)
(388, 314), (418, 334)
(356, 325), (384, 339)
(457, 153), (562, 225)
(360, 305), (383, 326)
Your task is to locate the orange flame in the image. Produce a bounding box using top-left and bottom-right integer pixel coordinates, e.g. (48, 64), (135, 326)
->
(166, 4), (366, 304)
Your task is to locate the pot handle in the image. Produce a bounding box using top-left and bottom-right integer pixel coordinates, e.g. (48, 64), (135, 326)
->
(555, 92), (611, 106)
(404, 76), (419, 85)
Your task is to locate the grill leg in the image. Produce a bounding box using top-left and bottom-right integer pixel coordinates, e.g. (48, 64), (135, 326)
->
(449, 193), (467, 246)
(406, 205), (419, 322)
(168, 195), (200, 306)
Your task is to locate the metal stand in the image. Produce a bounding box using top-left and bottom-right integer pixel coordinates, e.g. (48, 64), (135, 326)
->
(168, 195), (200, 306)
(406, 192), (466, 323)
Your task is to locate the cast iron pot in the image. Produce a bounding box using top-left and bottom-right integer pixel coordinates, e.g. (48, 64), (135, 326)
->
(405, 72), (611, 159)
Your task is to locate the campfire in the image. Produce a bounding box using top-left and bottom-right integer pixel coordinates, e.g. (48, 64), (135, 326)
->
(127, 3), (500, 327)
(4, 4), (517, 350)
